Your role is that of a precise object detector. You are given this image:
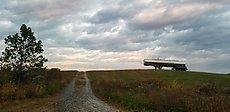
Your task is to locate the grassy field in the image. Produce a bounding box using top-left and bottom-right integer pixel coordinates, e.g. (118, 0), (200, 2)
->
(0, 69), (77, 102)
(88, 69), (230, 112)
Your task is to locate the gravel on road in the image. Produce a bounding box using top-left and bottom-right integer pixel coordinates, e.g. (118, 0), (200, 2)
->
(72, 72), (119, 112)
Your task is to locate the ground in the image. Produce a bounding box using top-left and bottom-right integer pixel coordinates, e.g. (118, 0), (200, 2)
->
(0, 72), (119, 112)
(87, 69), (230, 112)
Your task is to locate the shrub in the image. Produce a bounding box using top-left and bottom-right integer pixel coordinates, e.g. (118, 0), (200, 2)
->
(0, 70), (9, 85)
(46, 80), (62, 95)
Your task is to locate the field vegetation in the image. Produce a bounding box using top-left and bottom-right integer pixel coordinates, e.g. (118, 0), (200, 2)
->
(0, 68), (77, 102)
(88, 69), (230, 112)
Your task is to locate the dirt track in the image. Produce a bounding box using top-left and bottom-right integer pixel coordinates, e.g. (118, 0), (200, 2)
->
(70, 72), (119, 112)
(0, 72), (119, 112)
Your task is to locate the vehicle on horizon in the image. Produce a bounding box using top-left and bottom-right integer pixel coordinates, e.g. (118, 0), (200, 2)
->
(144, 58), (188, 71)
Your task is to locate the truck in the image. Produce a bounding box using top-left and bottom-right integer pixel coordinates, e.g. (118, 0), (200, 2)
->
(144, 58), (188, 71)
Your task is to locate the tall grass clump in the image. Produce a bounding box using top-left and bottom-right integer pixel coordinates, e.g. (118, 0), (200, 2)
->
(0, 68), (76, 102)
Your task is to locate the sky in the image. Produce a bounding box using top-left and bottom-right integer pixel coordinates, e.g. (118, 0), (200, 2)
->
(0, 0), (230, 73)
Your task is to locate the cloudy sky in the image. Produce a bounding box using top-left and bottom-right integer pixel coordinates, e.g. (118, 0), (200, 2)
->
(0, 0), (230, 73)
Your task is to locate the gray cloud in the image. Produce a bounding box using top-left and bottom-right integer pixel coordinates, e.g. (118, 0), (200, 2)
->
(172, 12), (230, 51)
(0, 0), (230, 73)
(88, 0), (147, 24)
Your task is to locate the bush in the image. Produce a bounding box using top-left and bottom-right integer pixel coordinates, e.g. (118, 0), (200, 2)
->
(46, 80), (62, 95)
(0, 70), (9, 85)
(186, 95), (230, 112)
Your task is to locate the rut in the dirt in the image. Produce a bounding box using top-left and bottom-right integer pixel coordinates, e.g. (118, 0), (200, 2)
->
(61, 76), (77, 111)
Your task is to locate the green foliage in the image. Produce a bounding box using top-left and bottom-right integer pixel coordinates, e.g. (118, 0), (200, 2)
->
(45, 80), (62, 95)
(0, 24), (47, 83)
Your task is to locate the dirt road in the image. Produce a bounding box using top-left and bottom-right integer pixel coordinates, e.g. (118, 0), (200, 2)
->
(0, 72), (119, 112)
(70, 72), (119, 112)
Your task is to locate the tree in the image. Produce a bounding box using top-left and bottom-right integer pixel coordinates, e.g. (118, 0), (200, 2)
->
(1, 24), (48, 83)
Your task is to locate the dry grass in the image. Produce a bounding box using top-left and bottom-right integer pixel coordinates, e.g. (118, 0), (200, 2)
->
(186, 95), (230, 112)
(88, 69), (230, 112)
(0, 69), (77, 102)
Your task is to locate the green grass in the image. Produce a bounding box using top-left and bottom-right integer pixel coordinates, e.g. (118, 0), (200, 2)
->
(88, 69), (230, 112)
(88, 69), (230, 86)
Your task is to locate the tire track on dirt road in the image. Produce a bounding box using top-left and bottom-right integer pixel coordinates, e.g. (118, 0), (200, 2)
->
(72, 72), (119, 112)
(61, 75), (77, 111)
